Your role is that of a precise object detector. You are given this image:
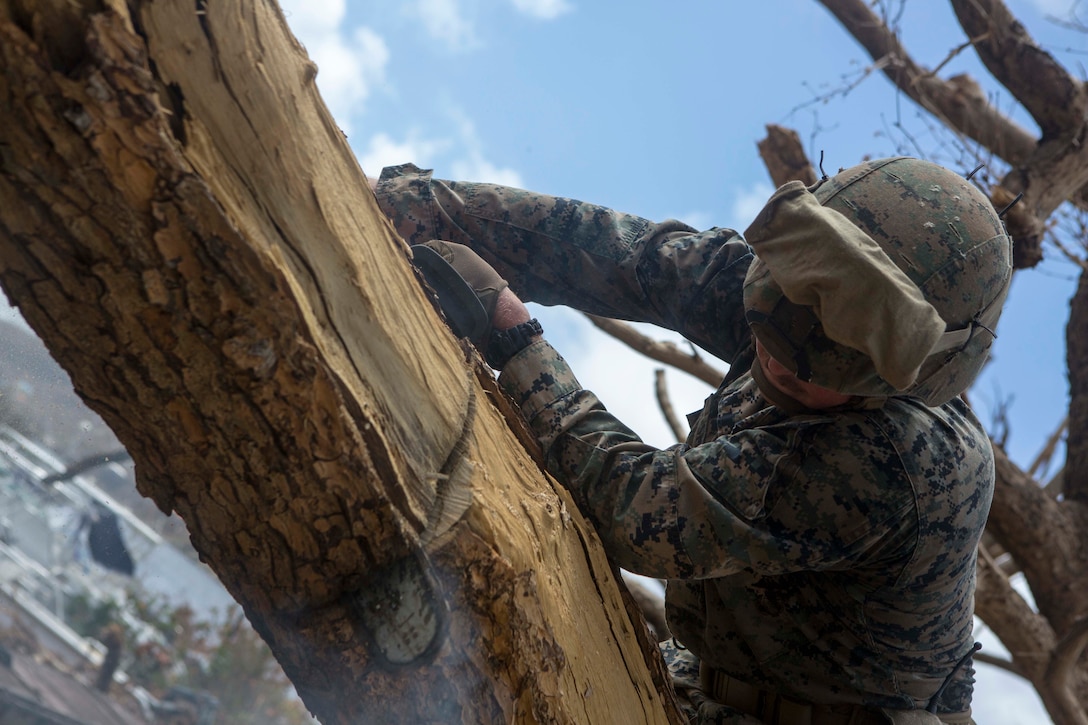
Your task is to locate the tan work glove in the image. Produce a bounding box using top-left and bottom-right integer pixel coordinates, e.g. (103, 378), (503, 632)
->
(411, 240), (509, 347)
(412, 241), (533, 368)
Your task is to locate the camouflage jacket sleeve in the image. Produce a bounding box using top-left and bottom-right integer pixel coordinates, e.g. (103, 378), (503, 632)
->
(374, 164), (754, 363)
(498, 341), (927, 581)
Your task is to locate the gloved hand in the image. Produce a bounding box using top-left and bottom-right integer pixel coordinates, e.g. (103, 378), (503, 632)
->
(411, 241), (532, 364)
(411, 240), (508, 346)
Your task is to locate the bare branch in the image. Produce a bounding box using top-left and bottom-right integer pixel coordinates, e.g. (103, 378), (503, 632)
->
(950, 0), (1088, 138)
(949, 0), (1088, 261)
(980, 532), (1021, 578)
(974, 651), (1028, 679)
(929, 36), (985, 78)
(654, 370), (688, 444)
(986, 445), (1088, 656)
(794, 57), (891, 114)
(1045, 615), (1088, 725)
(40, 448), (132, 484)
(757, 125), (819, 186)
(988, 445), (1068, 566)
(814, 0), (1059, 266)
(1049, 232), (1088, 272)
(1028, 416), (1068, 479)
(991, 183), (1045, 269)
(1066, 271), (1088, 503)
(989, 390), (1013, 450)
(815, 0), (1037, 163)
(977, 530), (1088, 725)
(974, 543), (1057, 683)
(584, 314), (724, 387)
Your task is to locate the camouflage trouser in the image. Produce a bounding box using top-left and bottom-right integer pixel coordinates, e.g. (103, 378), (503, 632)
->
(659, 641), (975, 725)
(661, 639), (765, 725)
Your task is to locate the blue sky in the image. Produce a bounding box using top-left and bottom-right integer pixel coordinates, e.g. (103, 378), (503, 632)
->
(271, 1), (1086, 721)
(277, 0), (1085, 472)
(2, 0), (1081, 720)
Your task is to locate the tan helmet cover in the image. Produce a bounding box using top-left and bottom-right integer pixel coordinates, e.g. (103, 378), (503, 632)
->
(742, 157), (1013, 406)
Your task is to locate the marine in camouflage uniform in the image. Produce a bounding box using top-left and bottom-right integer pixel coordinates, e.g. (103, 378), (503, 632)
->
(374, 158), (1012, 724)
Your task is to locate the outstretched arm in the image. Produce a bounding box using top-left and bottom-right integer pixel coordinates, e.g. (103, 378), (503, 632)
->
(496, 325), (918, 580)
(477, 280), (908, 581)
(372, 164), (754, 363)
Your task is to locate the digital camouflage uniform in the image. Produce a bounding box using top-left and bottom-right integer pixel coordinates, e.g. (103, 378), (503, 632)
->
(374, 164), (993, 721)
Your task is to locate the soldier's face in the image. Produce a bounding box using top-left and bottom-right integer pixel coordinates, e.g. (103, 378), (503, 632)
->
(754, 338), (851, 410)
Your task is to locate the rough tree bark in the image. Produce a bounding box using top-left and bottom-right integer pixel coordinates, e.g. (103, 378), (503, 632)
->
(0, 1), (680, 722)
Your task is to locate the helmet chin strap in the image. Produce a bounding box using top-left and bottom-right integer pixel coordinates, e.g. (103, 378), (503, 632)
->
(750, 346), (888, 412)
(749, 354), (875, 412)
(928, 287), (1004, 354)
(750, 354), (812, 414)
(743, 181), (946, 391)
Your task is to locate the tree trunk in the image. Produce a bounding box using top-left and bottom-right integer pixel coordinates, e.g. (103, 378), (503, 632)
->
(0, 1), (680, 722)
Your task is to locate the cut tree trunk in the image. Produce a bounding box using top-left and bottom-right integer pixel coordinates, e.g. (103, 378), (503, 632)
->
(0, 1), (679, 722)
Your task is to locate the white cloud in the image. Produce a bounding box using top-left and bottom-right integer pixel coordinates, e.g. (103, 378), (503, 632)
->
(281, 1), (389, 130)
(358, 106), (521, 186)
(281, 0), (345, 37)
(510, 0), (573, 20)
(358, 132), (448, 176)
(411, 0), (477, 51)
(315, 27), (389, 128)
(445, 108), (524, 186)
(579, 321), (722, 449)
(356, 94), (533, 189)
(450, 156), (524, 187)
(403, 0), (570, 51)
(730, 183), (774, 229)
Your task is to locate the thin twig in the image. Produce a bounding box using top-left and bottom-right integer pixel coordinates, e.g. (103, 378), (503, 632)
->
(654, 370), (687, 444)
(1049, 232), (1088, 271)
(584, 314), (724, 387)
(926, 34), (991, 79)
(974, 651), (1027, 678)
(1028, 416), (1068, 479)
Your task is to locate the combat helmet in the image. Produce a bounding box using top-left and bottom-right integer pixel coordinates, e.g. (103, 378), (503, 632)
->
(742, 156), (1013, 406)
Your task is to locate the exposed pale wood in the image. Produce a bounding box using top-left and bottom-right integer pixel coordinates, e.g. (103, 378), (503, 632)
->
(0, 2), (681, 722)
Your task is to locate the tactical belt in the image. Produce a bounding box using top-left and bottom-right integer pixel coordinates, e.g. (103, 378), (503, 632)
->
(698, 663), (973, 725)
